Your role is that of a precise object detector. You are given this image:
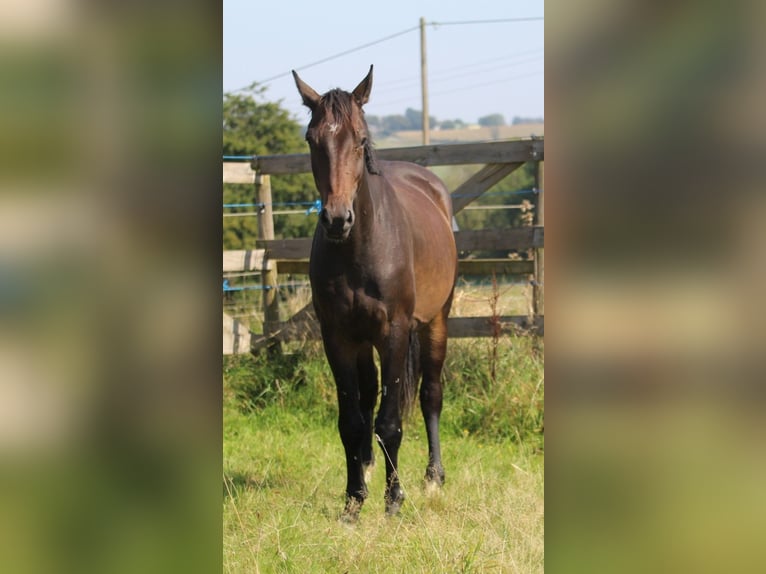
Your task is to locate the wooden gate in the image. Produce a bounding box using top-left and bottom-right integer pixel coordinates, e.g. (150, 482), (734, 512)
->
(223, 138), (544, 354)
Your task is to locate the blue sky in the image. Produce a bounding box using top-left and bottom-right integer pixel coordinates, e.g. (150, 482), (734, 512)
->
(223, 1), (544, 125)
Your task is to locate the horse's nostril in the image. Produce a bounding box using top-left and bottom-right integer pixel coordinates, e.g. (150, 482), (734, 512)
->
(346, 210), (354, 225)
(320, 208), (331, 227)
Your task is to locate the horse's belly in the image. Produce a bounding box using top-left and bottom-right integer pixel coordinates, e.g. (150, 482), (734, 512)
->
(413, 280), (454, 322)
(400, 190), (456, 323)
(412, 237), (457, 322)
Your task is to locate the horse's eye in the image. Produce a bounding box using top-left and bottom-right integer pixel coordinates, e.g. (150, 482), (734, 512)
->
(360, 137), (367, 147)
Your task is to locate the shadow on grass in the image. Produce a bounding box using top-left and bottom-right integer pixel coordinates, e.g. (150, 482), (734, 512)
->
(223, 470), (282, 499)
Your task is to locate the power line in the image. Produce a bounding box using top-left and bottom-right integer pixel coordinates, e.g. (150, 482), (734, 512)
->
(229, 17), (543, 93)
(373, 69), (543, 110)
(432, 70), (543, 97)
(232, 24), (420, 91)
(430, 48), (543, 79)
(373, 48), (544, 96)
(429, 55), (543, 85)
(430, 17), (544, 26)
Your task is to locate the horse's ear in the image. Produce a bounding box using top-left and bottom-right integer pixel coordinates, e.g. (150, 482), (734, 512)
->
(292, 70), (321, 111)
(352, 65), (373, 106)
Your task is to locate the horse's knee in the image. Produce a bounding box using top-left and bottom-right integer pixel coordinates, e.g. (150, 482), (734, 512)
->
(374, 419), (402, 449)
(420, 380), (443, 408)
(339, 413), (365, 447)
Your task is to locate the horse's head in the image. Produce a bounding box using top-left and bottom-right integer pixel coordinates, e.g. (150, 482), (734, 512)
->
(293, 66), (378, 242)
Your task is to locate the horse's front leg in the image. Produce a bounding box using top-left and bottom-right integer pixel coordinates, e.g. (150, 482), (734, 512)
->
(374, 319), (410, 515)
(322, 333), (367, 521)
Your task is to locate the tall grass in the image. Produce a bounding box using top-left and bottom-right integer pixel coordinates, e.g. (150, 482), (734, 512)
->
(441, 336), (544, 449)
(225, 334), (543, 451)
(224, 334), (543, 573)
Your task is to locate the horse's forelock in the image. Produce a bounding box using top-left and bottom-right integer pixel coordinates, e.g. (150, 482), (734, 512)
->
(318, 89), (354, 125)
(316, 89), (379, 174)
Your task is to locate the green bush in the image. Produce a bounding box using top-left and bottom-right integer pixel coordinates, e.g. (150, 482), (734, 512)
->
(224, 344), (336, 423)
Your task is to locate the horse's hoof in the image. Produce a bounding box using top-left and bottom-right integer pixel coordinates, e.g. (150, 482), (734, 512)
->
(385, 499), (403, 516)
(340, 510), (359, 525)
(424, 465), (445, 487)
(341, 498), (363, 523)
(384, 490), (405, 516)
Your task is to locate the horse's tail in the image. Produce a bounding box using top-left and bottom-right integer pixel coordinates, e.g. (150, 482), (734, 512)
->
(400, 328), (421, 418)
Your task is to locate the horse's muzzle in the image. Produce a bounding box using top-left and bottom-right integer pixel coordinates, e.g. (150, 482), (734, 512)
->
(320, 207), (355, 241)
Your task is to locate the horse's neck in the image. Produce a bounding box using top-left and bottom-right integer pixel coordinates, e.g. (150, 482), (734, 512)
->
(353, 172), (379, 240)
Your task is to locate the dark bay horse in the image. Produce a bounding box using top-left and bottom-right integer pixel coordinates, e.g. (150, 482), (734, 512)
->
(293, 66), (457, 520)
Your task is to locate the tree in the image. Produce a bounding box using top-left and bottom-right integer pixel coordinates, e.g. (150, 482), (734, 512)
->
(224, 84), (306, 156)
(381, 114), (411, 134)
(439, 118), (466, 130)
(478, 113), (506, 127)
(453, 161), (538, 238)
(512, 116), (544, 125)
(404, 108), (421, 130)
(223, 85), (316, 248)
(403, 108), (437, 130)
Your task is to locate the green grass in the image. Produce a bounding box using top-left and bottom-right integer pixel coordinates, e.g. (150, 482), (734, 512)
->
(224, 336), (543, 573)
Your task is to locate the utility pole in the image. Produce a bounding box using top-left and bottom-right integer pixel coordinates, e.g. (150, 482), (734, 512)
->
(420, 17), (430, 145)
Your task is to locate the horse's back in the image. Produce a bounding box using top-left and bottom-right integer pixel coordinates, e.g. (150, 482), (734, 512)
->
(378, 161), (457, 323)
(379, 161), (453, 222)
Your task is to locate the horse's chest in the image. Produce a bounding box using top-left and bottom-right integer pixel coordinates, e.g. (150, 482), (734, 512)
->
(314, 281), (389, 339)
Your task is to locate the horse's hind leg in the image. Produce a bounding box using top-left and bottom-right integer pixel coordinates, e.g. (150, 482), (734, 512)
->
(357, 343), (378, 482)
(419, 295), (453, 487)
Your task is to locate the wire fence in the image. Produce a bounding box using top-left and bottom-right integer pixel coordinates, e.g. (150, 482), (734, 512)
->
(223, 188), (538, 216)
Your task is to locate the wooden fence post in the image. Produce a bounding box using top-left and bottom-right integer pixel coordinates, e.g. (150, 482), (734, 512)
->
(255, 173), (280, 353)
(533, 161), (544, 320)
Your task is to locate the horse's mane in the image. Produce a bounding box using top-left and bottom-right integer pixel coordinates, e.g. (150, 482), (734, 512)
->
(318, 89), (380, 175)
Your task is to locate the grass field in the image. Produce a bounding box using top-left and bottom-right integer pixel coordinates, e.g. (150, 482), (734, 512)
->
(223, 335), (543, 573)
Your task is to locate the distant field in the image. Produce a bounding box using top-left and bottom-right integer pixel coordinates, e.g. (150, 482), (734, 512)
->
(376, 123), (544, 149)
(224, 277), (533, 341)
(452, 279), (532, 318)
